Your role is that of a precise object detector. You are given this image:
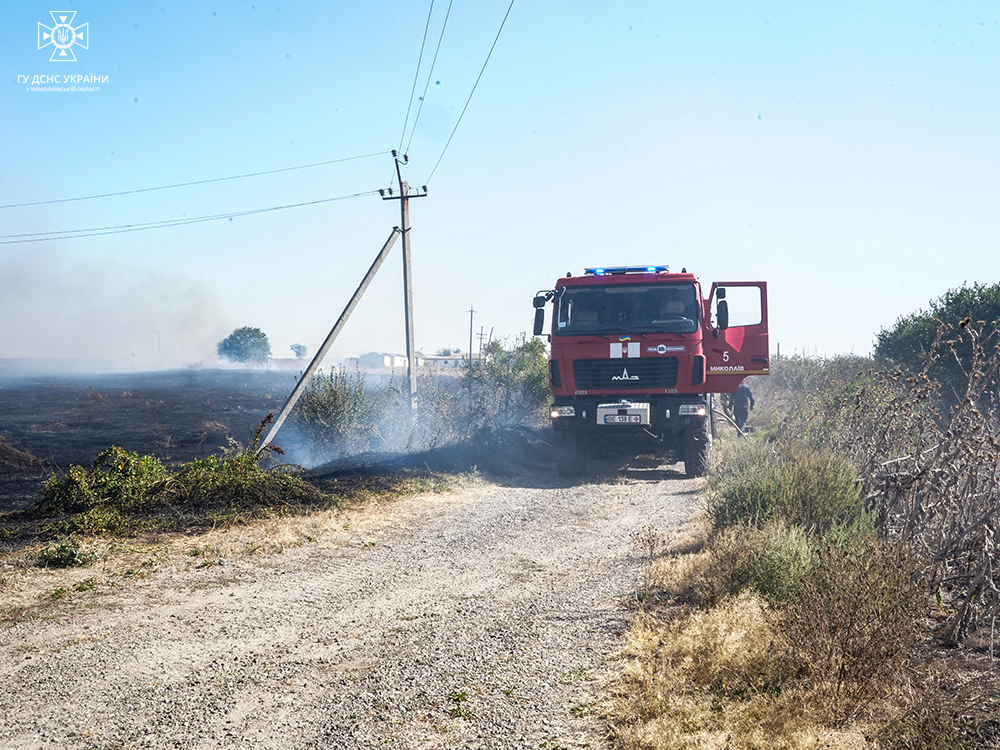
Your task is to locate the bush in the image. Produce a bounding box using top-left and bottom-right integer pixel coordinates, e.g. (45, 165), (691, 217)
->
(706, 441), (865, 534)
(38, 446), (168, 516)
(462, 335), (549, 440)
(33, 417), (328, 534)
(294, 367), (400, 453)
(39, 539), (92, 568)
(700, 521), (817, 606)
(874, 282), (1000, 403)
(781, 538), (924, 720)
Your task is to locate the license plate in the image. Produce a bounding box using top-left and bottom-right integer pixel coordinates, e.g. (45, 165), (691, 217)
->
(604, 415), (641, 424)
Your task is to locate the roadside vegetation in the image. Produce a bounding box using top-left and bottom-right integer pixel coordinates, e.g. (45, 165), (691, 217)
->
(291, 334), (549, 459)
(609, 316), (1000, 749)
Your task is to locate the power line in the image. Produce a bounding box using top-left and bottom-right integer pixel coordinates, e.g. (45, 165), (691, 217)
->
(405, 0), (455, 154)
(425, 0), (515, 185)
(397, 0), (437, 154)
(0, 151), (387, 210)
(0, 190), (377, 245)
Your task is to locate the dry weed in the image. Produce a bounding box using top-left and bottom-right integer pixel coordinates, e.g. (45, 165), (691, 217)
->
(608, 592), (872, 750)
(789, 321), (1000, 646)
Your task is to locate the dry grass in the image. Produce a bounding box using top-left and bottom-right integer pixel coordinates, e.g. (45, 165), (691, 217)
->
(609, 588), (873, 750)
(609, 522), (927, 749)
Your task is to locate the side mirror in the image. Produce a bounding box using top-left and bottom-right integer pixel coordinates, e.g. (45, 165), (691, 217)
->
(716, 299), (729, 330)
(533, 294), (547, 309)
(533, 308), (546, 336)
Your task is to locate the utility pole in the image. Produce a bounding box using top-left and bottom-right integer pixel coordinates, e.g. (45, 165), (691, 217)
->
(381, 151), (427, 422)
(477, 326), (487, 361)
(467, 304), (475, 368)
(260, 154), (427, 453)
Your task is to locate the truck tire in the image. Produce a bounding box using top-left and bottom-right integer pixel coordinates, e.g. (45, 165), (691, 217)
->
(683, 420), (712, 477)
(556, 435), (587, 477)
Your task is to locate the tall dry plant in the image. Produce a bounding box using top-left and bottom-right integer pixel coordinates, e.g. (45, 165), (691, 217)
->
(789, 321), (1000, 646)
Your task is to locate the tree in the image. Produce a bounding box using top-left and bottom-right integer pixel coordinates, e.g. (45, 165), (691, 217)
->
(290, 343), (308, 359)
(874, 282), (1000, 401)
(217, 327), (272, 364)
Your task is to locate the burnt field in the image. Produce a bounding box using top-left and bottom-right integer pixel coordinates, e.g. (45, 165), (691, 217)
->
(0, 367), (311, 510)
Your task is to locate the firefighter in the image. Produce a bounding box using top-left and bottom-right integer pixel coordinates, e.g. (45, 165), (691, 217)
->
(731, 381), (755, 432)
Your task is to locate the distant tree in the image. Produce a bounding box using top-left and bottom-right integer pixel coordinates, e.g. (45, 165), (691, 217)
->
(290, 343), (308, 359)
(217, 327), (272, 364)
(436, 347), (456, 356)
(874, 282), (1000, 401)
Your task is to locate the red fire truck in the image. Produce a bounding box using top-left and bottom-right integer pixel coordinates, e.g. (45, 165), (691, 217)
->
(532, 265), (769, 476)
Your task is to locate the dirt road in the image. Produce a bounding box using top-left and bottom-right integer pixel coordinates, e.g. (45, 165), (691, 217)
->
(1, 466), (702, 749)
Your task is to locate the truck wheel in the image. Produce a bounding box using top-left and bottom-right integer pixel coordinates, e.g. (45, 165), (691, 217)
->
(683, 420), (712, 477)
(556, 436), (587, 477)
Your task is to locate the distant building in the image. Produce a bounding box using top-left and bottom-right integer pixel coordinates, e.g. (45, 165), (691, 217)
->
(354, 351), (473, 370)
(358, 352), (408, 369)
(418, 353), (468, 368)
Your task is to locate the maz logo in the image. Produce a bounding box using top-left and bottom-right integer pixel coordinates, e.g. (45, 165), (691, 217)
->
(612, 368), (639, 381)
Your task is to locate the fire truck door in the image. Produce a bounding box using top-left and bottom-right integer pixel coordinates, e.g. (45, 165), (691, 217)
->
(704, 282), (769, 393)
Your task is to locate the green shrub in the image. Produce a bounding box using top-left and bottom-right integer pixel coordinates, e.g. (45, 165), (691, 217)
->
(707, 441), (866, 534)
(32, 417), (330, 535)
(38, 447), (168, 516)
(166, 450), (325, 512)
(294, 367), (402, 452)
(700, 521), (817, 605)
(39, 539), (92, 568)
(462, 335), (549, 441)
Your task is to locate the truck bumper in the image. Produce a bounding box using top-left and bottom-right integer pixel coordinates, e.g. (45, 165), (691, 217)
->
(549, 394), (710, 443)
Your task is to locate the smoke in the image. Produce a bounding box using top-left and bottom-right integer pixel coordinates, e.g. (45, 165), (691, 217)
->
(0, 250), (228, 370)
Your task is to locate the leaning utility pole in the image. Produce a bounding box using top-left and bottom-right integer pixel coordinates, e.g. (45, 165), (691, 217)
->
(261, 228), (402, 450)
(381, 151), (427, 422)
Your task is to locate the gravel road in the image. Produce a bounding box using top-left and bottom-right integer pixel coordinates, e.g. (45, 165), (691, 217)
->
(1, 464), (702, 749)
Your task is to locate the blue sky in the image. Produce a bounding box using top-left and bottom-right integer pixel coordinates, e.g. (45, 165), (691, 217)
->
(2, 1), (999, 368)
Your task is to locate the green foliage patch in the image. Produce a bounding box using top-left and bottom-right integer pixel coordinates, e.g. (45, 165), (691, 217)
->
(33, 417), (329, 536)
(874, 282), (1000, 403)
(39, 539), (92, 568)
(706, 440), (865, 534)
(38, 446), (168, 517)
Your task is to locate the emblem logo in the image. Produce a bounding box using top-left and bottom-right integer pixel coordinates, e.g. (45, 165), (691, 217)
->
(39, 11), (88, 61)
(610, 341), (640, 359)
(612, 368), (640, 381)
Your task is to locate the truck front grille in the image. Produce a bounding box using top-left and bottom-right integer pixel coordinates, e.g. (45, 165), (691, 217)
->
(572, 358), (679, 390)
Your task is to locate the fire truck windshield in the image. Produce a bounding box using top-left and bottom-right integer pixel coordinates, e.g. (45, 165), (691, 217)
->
(555, 283), (699, 335)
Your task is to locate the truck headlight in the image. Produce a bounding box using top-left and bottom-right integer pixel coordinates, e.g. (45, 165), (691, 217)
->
(679, 404), (707, 416)
(551, 406), (576, 418)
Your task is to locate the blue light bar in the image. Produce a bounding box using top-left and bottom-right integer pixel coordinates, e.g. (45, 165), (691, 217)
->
(584, 265), (669, 276)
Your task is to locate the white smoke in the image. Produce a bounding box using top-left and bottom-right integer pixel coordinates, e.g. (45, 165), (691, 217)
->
(0, 249), (228, 370)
